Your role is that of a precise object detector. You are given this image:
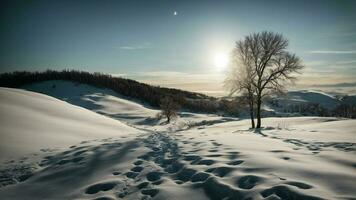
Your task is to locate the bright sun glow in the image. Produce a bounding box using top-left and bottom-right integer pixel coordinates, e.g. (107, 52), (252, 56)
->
(214, 53), (229, 69)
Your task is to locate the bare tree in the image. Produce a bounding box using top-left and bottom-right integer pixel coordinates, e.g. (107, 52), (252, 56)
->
(159, 96), (180, 123)
(225, 50), (256, 128)
(226, 31), (304, 128)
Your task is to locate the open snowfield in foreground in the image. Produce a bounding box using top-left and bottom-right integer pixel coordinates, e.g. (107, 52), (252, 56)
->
(0, 85), (355, 200)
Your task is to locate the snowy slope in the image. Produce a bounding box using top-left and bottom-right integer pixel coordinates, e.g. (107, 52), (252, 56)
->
(0, 87), (148, 198)
(267, 90), (344, 114)
(287, 90), (340, 108)
(0, 87), (141, 161)
(23, 80), (159, 124)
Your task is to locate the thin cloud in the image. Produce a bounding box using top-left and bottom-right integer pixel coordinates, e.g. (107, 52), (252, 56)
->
(310, 82), (356, 88)
(308, 50), (356, 54)
(119, 46), (147, 50)
(117, 42), (152, 50)
(135, 71), (187, 77)
(111, 73), (127, 77)
(335, 60), (356, 65)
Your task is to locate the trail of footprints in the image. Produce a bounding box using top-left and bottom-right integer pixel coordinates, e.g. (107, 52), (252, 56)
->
(82, 133), (320, 200)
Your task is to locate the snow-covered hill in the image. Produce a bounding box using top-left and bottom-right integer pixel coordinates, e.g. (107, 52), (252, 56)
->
(341, 95), (356, 106)
(23, 80), (231, 130)
(286, 90), (340, 109)
(266, 90), (356, 116)
(0, 87), (140, 161)
(1, 85), (355, 200)
(0, 87), (144, 190)
(23, 80), (159, 124)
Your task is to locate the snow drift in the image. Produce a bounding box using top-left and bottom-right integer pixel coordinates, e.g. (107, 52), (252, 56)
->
(0, 87), (140, 161)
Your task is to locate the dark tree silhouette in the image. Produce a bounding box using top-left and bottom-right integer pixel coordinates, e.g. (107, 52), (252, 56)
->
(159, 96), (180, 123)
(226, 31), (304, 128)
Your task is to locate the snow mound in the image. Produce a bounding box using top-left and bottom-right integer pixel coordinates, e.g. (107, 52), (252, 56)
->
(0, 87), (140, 161)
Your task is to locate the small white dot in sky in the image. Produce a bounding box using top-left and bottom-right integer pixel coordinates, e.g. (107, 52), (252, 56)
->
(173, 11), (177, 16)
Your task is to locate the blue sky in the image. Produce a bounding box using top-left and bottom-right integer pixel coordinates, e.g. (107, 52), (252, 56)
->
(0, 0), (355, 95)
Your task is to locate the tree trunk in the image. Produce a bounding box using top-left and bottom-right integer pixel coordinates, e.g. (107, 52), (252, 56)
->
(248, 96), (255, 128)
(250, 107), (255, 128)
(256, 94), (262, 128)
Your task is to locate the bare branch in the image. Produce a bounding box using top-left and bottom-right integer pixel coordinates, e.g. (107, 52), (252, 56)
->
(224, 31), (304, 128)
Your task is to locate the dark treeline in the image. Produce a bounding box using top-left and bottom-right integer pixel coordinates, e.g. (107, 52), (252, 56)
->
(0, 70), (236, 115)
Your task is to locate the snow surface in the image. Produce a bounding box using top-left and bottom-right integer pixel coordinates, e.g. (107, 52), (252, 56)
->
(0, 87), (141, 161)
(0, 83), (355, 200)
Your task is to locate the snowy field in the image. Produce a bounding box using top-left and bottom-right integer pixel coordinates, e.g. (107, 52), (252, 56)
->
(0, 83), (355, 200)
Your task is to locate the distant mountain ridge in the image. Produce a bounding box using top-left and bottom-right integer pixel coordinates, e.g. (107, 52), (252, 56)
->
(282, 90), (340, 109)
